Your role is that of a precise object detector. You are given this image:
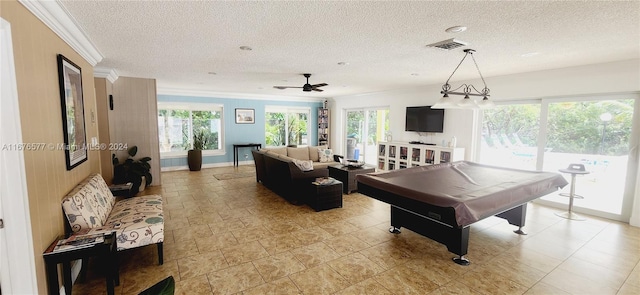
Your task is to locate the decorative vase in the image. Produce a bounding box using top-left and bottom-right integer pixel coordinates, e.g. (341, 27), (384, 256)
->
(187, 149), (202, 171)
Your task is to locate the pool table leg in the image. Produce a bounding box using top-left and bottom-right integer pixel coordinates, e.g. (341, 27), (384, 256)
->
(496, 203), (528, 235)
(389, 227), (401, 234)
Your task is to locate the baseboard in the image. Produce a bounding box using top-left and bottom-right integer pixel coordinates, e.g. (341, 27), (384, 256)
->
(160, 161), (254, 172)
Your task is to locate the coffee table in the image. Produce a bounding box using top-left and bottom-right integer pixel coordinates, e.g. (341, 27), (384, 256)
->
(328, 164), (376, 194)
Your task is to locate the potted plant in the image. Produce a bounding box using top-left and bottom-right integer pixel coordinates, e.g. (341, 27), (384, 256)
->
(187, 129), (211, 171)
(113, 146), (152, 195)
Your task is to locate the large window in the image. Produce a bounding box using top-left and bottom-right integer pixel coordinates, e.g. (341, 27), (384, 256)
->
(265, 107), (310, 147)
(479, 96), (638, 220)
(158, 103), (223, 156)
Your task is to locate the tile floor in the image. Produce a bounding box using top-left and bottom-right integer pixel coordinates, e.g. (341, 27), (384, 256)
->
(73, 165), (640, 295)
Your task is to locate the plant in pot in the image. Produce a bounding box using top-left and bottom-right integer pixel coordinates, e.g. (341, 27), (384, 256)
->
(187, 128), (211, 171)
(113, 145), (152, 195)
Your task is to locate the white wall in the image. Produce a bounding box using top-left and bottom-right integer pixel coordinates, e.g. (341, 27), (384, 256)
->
(330, 59), (640, 160)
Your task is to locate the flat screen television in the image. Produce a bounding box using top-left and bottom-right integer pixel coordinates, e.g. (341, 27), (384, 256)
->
(405, 106), (445, 133)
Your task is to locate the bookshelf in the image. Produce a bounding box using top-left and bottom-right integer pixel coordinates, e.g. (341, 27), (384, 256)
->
(377, 141), (464, 170)
(318, 108), (330, 146)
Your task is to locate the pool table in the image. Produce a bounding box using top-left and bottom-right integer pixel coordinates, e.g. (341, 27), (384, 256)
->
(356, 161), (568, 265)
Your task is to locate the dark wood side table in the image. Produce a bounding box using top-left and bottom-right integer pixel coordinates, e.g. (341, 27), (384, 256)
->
(233, 143), (262, 166)
(308, 179), (343, 211)
(43, 232), (119, 295)
(328, 164), (376, 194)
(109, 182), (133, 198)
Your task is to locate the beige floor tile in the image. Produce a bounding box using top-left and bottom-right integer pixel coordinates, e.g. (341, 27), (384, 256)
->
(232, 225), (274, 243)
(163, 238), (200, 262)
(174, 275), (213, 295)
(241, 277), (302, 295)
(524, 282), (570, 295)
(289, 264), (350, 294)
(172, 224), (214, 241)
(354, 226), (396, 246)
(194, 231), (239, 253)
(334, 277), (393, 295)
(426, 281), (483, 295)
(461, 268), (529, 295)
(541, 268), (619, 295)
(220, 240), (269, 266)
(318, 220), (360, 236)
(259, 233), (305, 255)
(323, 234), (371, 256)
(177, 250), (228, 280)
(358, 241), (414, 269)
(373, 264), (440, 295)
(327, 252), (386, 284)
(207, 262), (265, 295)
(480, 256), (547, 287)
(251, 251), (306, 282)
(290, 226), (334, 246)
(292, 241), (342, 268)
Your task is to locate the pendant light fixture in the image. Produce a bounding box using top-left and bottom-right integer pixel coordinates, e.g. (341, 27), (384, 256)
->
(432, 49), (494, 109)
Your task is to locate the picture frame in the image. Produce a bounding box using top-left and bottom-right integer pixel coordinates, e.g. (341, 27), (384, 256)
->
(235, 108), (255, 124)
(57, 54), (88, 170)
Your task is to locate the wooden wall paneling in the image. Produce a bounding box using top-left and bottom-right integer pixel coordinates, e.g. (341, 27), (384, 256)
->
(94, 77), (114, 183)
(110, 77), (161, 186)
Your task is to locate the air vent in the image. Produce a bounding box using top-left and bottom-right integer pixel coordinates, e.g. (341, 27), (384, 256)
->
(426, 38), (468, 50)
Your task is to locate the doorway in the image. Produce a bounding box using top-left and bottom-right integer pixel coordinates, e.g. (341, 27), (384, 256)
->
(345, 108), (389, 164)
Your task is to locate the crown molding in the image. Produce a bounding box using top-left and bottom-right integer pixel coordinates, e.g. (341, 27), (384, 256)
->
(18, 0), (103, 66)
(157, 87), (325, 103)
(94, 67), (119, 83)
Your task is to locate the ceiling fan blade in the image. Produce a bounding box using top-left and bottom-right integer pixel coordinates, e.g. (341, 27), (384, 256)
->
(273, 86), (303, 89)
(311, 83), (328, 88)
(312, 88), (324, 92)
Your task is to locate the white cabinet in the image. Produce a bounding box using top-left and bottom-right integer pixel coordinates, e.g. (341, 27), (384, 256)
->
(377, 141), (464, 170)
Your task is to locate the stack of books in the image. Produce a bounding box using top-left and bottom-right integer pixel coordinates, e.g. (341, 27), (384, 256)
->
(45, 232), (105, 254)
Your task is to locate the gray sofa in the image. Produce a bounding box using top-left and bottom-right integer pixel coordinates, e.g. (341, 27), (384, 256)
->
(252, 146), (340, 204)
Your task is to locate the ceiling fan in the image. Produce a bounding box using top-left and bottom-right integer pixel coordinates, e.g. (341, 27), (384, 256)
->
(274, 73), (328, 92)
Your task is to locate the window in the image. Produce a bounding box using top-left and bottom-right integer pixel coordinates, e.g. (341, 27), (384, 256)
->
(265, 107), (310, 147)
(345, 108), (390, 164)
(158, 103), (223, 156)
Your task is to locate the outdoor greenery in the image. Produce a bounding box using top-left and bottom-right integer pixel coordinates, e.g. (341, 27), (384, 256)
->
(482, 99), (634, 156)
(158, 109), (220, 151)
(346, 109), (389, 145)
(265, 112), (308, 146)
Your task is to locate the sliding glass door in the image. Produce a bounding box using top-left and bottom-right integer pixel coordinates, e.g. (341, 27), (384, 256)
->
(540, 99), (635, 216)
(345, 108), (389, 164)
(479, 96), (638, 220)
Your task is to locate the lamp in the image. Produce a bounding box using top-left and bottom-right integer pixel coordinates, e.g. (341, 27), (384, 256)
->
(432, 49), (494, 109)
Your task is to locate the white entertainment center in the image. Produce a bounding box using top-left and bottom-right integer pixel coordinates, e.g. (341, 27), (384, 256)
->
(377, 141), (465, 170)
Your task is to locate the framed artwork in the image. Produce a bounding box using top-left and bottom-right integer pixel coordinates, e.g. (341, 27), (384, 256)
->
(57, 54), (88, 170)
(235, 108), (255, 124)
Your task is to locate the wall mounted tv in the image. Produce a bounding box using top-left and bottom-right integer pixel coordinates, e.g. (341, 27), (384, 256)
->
(405, 106), (445, 133)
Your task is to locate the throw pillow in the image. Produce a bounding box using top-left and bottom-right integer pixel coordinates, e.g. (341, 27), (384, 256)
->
(292, 159), (314, 171)
(318, 148), (334, 163)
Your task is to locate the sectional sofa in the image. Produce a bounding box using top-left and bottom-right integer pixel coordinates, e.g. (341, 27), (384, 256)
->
(252, 146), (340, 204)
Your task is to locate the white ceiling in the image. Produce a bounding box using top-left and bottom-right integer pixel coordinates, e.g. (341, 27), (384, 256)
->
(58, 0), (639, 99)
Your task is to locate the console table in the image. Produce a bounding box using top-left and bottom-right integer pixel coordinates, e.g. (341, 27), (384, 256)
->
(233, 143), (261, 166)
(43, 232), (118, 295)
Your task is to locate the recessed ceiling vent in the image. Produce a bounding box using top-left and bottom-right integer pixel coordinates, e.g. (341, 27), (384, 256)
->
(426, 38), (468, 50)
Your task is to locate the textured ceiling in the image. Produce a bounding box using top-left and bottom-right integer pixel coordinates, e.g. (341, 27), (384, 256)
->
(59, 0), (640, 99)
